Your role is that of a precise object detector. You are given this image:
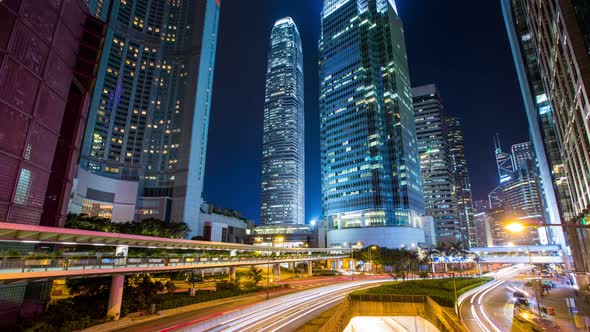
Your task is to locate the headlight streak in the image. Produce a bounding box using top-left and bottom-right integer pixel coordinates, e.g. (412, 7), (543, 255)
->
(196, 279), (386, 332)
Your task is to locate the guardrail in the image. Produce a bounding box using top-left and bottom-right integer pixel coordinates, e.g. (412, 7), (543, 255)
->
(0, 255), (345, 274)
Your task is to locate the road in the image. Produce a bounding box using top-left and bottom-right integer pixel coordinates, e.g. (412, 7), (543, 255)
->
(460, 265), (562, 332)
(176, 279), (387, 332)
(109, 275), (387, 332)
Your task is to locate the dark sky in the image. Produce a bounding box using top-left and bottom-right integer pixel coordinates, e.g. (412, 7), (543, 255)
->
(203, 0), (530, 224)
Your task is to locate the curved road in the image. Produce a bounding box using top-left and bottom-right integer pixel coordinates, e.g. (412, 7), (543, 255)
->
(180, 279), (387, 332)
(460, 266), (562, 332)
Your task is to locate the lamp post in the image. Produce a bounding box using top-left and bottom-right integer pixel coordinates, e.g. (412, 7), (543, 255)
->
(369, 245), (377, 272)
(350, 246), (354, 281)
(266, 250), (272, 300)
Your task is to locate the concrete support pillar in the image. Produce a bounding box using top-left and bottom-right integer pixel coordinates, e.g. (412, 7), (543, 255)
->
(307, 261), (313, 277)
(274, 263), (281, 282)
(107, 275), (125, 320)
(229, 266), (236, 281)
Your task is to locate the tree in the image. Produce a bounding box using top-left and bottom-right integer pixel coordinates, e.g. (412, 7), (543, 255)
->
(66, 277), (111, 296)
(436, 243), (449, 274)
(245, 267), (263, 288)
(65, 214), (190, 239)
(421, 246), (438, 274)
(448, 240), (468, 276)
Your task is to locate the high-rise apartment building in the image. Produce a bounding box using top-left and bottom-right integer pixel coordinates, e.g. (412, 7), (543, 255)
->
(70, 0), (221, 238)
(320, 0), (425, 248)
(413, 84), (460, 244)
(502, 0), (589, 285)
(260, 17), (305, 225)
(0, 0), (104, 325)
(447, 117), (476, 247)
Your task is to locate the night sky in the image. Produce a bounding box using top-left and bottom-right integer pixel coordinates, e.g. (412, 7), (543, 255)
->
(203, 0), (530, 224)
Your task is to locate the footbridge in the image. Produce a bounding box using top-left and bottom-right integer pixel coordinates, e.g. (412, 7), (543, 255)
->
(468, 245), (568, 264)
(0, 223), (349, 319)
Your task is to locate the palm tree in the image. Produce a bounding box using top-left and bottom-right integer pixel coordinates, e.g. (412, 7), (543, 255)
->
(448, 240), (468, 276)
(436, 243), (449, 275)
(420, 246), (437, 275)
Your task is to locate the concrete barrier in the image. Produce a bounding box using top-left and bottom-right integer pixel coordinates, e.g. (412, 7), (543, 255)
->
(316, 295), (469, 332)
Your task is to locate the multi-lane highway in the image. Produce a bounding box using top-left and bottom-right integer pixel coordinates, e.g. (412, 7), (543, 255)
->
(176, 279), (388, 332)
(460, 265), (562, 332)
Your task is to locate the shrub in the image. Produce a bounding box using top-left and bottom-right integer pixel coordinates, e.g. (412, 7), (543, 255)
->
(215, 281), (240, 291)
(352, 278), (492, 307)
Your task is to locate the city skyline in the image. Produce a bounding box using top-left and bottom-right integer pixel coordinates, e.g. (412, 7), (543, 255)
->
(2, 0), (590, 329)
(205, 0), (530, 223)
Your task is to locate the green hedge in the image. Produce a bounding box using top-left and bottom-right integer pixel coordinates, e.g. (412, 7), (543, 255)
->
(352, 277), (492, 307)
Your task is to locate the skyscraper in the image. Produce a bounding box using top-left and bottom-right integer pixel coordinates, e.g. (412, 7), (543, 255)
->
(488, 139), (545, 245)
(0, 0), (104, 324)
(447, 117), (476, 247)
(70, 0), (220, 237)
(320, 0), (425, 248)
(502, 0), (589, 285)
(413, 84), (460, 244)
(260, 17), (305, 226)
(473, 200), (493, 247)
(511, 142), (535, 171)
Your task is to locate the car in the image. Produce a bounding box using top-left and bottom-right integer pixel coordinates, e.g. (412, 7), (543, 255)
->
(513, 291), (526, 299)
(514, 298), (530, 308)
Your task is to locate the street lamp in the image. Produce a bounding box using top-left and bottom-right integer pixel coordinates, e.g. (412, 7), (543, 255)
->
(506, 219), (589, 272)
(369, 245), (377, 272)
(266, 251), (271, 300)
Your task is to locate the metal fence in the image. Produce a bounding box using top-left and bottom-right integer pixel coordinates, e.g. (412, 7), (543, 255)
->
(0, 255), (340, 274)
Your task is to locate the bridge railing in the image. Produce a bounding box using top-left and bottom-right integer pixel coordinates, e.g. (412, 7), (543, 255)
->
(0, 254), (343, 273)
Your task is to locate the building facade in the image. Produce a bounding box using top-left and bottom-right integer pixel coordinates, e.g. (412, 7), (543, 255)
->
(198, 202), (252, 243)
(447, 117), (477, 247)
(473, 200), (493, 247)
(260, 17), (305, 225)
(413, 84), (460, 244)
(0, 0), (104, 325)
(70, 0), (221, 238)
(320, 0), (425, 248)
(252, 224), (314, 248)
(489, 140), (545, 245)
(501, 0), (589, 285)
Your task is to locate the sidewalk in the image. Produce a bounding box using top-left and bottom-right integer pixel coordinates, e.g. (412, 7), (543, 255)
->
(537, 282), (590, 331)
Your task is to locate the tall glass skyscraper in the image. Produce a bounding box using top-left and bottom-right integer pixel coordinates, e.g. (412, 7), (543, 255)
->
(260, 17), (305, 225)
(447, 117), (476, 247)
(413, 84), (460, 244)
(70, 0), (220, 237)
(320, 0), (425, 248)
